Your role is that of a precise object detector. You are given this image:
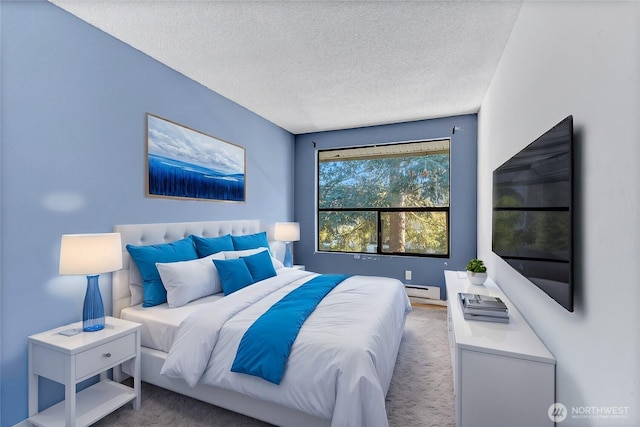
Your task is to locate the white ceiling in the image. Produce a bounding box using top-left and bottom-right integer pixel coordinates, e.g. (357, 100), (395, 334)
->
(50, 1), (523, 134)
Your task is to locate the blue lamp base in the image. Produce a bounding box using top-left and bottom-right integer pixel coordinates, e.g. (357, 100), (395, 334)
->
(283, 242), (293, 268)
(83, 275), (105, 332)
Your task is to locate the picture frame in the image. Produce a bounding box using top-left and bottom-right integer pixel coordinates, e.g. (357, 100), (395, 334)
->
(146, 113), (246, 202)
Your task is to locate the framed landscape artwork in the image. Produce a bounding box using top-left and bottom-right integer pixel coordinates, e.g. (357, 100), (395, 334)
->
(146, 113), (246, 202)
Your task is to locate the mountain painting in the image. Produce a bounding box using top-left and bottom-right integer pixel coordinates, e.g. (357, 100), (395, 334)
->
(147, 114), (246, 202)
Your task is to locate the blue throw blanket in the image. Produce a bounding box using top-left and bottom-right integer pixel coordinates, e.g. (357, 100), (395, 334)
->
(230, 274), (351, 384)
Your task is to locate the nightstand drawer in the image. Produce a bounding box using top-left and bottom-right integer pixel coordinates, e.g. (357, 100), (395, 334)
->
(76, 333), (136, 380)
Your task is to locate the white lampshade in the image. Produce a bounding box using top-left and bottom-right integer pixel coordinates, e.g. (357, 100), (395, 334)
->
(59, 233), (123, 275)
(274, 222), (300, 242)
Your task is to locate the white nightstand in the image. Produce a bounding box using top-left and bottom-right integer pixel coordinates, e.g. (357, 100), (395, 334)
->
(28, 316), (141, 427)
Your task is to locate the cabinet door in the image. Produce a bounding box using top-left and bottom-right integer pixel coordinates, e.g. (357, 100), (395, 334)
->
(460, 350), (554, 427)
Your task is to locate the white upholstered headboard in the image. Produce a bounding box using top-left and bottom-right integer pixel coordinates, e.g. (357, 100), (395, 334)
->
(112, 220), (264, 318)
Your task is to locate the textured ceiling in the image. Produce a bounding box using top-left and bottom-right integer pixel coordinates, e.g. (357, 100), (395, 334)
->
(49, 1), (522, 134)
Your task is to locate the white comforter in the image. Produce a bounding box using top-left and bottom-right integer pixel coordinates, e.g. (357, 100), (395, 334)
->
(161, 268), (411, 427)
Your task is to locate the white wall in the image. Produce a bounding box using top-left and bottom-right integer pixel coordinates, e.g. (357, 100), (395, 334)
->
(478, 2), (639, 425)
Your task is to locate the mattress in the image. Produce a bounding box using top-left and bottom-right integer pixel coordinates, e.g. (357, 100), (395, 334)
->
(121, 293), (225, 352)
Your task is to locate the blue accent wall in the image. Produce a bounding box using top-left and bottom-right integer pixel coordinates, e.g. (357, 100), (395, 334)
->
(0, 2), (294, 425)
(293, 115), (478, 294)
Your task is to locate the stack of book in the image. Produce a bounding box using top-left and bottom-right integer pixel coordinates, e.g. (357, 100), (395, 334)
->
(458, 292), (509, 323)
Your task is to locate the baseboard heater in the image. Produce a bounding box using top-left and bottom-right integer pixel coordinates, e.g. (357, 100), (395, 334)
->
(404, 284), (446, 306)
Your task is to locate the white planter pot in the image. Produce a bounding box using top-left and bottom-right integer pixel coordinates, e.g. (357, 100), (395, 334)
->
(467, 271), (487, 285)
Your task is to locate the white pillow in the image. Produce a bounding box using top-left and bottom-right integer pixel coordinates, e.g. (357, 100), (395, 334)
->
(130, 284), (144, 307)
(222, 248), (284, 270)
(271, 257), (285, 270)
(128, 260), (144, 306)
(156, 252), (226, 308)
(222, 247), (267, 259)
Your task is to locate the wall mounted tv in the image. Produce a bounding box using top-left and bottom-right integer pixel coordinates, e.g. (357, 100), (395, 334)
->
(492, 115), (574, 312)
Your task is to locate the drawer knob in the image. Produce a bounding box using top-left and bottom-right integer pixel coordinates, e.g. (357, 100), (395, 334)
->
(104, 352), (112, 358)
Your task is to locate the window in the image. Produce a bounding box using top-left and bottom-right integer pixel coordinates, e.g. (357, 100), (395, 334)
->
(317, 139), (450, 257)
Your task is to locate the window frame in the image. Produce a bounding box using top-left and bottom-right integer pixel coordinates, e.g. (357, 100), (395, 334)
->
(316, 139), (451, 258)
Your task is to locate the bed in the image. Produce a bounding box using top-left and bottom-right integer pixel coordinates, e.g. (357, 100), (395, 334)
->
(112, 220), (411, 427)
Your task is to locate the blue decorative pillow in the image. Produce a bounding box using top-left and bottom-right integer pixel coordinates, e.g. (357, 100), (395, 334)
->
(126, 237), (198, 307)
(191, 234), (234, 257)
(213, 258), (255, 295)
(242, 249), (277, 282)
(231, 232), (270, 251)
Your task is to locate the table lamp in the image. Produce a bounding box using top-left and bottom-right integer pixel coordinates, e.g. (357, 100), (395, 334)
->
(274, 222), (300, 268)
(59, 233), (123, 332)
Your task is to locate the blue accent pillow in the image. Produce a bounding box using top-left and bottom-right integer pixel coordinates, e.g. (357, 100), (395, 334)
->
(231, 232), (270, 251)
(126, 237), (198, 307)
(242, 249), (277, 282)
(213, 258), (255, 295)
(191, 234), (234, 257)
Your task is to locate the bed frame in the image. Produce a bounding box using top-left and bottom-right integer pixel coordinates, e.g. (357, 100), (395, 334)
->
(112, 220), (331, 427)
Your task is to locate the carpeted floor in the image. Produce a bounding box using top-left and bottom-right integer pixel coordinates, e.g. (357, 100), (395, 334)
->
(94, 305), (454, 427)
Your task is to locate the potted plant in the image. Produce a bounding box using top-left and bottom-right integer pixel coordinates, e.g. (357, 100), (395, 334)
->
(466, 258), (487, 285)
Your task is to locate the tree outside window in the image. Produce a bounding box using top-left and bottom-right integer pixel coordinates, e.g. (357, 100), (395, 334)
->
(317, 139), (450, 257)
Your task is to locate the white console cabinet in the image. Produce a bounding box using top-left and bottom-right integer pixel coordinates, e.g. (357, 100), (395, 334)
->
(445, 270), (556, 427)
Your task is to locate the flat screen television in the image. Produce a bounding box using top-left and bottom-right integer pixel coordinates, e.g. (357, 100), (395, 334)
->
(492, 116), (574, 312)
